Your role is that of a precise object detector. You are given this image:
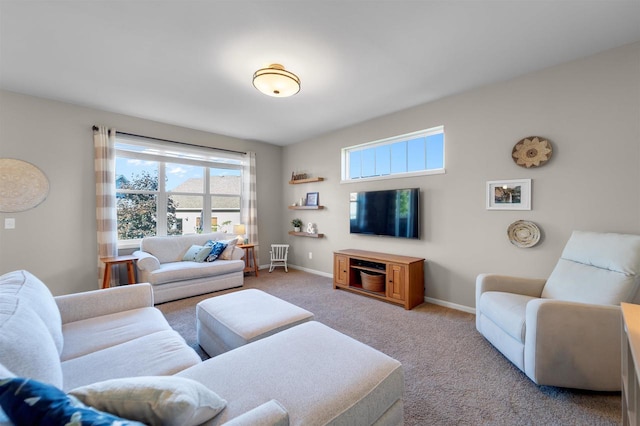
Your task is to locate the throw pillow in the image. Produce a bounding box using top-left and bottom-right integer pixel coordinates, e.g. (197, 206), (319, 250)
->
(219, 238), (238, 260)
(182, 245), (213, 263)
(70, 376), (226, 426)
(0, 377), (143, 426)
(206, 241), (228, 262)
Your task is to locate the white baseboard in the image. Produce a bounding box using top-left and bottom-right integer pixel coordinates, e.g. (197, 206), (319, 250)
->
(257, 264), (333, 278)
(287, 264), (333, 278)
(425, 297), (476, 314)
(263, 265), (475, 314)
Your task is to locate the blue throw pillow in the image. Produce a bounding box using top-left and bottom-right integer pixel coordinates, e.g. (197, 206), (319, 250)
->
(206, 241), (228, 262)
(0, 377), (144, 426)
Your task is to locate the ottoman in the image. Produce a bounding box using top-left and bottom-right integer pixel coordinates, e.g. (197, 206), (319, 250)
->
(197, 289), (314, 356)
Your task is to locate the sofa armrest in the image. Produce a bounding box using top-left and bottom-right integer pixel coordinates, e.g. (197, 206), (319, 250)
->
(524, 299), (621, 390)
(133, 250), (161, 271)
(222, 400), (289, 426)
(476, 273), (546, 300)
(55, 283), (154, 324)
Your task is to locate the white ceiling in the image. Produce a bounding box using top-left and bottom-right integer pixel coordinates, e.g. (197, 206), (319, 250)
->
(2, 1), (640, 146)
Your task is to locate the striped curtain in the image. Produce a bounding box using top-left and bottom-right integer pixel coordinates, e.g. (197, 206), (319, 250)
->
(94, 126), (118, 288)
(242, 152), (259, 259)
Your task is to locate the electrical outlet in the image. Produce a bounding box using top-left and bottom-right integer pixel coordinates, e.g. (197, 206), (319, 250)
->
(4, 218), (15, 229)
(308, 252), (313, 259)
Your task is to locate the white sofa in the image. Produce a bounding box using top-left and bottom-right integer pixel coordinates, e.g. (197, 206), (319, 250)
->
(0, 270), (404, 425)
(133, 232), (245, 304)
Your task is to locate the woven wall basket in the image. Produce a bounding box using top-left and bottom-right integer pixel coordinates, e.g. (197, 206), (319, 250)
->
(0, 158), (49, 212)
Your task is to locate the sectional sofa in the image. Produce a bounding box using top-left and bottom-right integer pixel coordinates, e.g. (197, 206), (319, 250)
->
(0, 270), (404, 425)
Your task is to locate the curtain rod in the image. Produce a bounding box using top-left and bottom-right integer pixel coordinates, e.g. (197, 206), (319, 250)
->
(92, 126), (247, 155)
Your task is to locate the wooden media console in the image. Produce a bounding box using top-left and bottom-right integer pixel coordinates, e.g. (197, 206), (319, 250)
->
(333, 249), (425, 310)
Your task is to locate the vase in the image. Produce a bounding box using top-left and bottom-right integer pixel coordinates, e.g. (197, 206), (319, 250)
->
(294, 227), (301, 232)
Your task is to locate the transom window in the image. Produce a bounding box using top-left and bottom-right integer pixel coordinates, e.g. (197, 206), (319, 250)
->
(115, 135), (243, 247)
(342, 126), (444, 182)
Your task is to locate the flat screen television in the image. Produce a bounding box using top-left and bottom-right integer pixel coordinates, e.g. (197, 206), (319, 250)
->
(350, 188), (420, 239)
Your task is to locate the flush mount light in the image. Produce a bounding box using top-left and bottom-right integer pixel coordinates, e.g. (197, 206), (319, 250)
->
(252, 63), (300, 97)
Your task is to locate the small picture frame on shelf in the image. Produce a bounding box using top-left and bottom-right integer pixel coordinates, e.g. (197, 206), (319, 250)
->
(486, 179), (531, 210)
(306, 192), (319, 207)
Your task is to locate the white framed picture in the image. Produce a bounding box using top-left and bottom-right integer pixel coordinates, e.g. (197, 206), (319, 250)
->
(486, 179), (531, 210)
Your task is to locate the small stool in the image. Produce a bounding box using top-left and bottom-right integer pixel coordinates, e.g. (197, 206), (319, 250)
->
(197, 289), (314, 357)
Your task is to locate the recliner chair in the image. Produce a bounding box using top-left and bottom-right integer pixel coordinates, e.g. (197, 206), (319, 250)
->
(476, 230), (640, 390)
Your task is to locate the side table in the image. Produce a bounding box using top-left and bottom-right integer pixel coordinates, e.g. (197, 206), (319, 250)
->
(237, 244), (258, 277)
(101, 255), (138, 289)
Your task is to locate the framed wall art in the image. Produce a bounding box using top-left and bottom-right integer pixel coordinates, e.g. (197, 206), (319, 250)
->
(306, 192), (319, 207)
(486, 179), (531, 210)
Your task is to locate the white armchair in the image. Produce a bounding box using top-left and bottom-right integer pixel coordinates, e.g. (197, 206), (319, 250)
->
(476, 231), (640, 390)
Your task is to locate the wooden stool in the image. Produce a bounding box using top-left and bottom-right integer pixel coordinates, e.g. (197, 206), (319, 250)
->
(101, 255), (138, 289)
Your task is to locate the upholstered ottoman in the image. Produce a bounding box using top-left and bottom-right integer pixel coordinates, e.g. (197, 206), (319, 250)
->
(197, 289), (314, 356)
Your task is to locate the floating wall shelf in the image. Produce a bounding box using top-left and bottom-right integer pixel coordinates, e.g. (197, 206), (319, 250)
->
(288, 231), (324, 238)
(288, 205), (324, 210)
(288, 177), (325, 184)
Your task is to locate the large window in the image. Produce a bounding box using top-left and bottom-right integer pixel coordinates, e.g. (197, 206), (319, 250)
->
(115, 136), (243, 247)
(342, 126), (444, 182)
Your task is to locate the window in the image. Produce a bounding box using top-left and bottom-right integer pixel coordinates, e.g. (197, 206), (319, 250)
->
(115, 135), (243, 247)
(342, 126), (444, 182)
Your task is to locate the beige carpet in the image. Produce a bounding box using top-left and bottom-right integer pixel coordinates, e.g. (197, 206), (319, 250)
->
(156, 269), (621, 425)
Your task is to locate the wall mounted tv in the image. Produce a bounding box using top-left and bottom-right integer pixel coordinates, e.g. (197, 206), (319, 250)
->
(350, 188), (420, 239)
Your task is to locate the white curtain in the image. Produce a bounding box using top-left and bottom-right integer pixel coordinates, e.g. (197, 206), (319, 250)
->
(242, 152), (258, 258)
(94, 126), (118, 288)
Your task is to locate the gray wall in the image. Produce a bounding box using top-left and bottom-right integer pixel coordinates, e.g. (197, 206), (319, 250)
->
(2, 42), (638, 309)
(282, 42), (640, 310)
(0, 91), (283, 296)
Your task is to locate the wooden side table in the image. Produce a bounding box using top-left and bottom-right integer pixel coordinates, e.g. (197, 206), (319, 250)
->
(237, 244), (258, 277)
(101, 255), (138, 289)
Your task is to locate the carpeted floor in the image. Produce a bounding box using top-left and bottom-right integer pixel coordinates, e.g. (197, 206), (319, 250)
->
(156, 269), (621, 425)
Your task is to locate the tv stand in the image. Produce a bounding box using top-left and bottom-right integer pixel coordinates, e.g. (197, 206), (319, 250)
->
(333, 249), (425, 310)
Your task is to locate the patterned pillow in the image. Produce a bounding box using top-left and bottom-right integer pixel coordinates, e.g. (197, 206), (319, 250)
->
(182, 245), (213, 263)
(206, 242), (228, 262)
(0, 377), (143, 426)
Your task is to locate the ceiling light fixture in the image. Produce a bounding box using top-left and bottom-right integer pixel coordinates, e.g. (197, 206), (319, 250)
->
(252, 64), (300, 97)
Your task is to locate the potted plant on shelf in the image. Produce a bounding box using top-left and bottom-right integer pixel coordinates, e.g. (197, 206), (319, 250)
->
(291, 218), (303, 233)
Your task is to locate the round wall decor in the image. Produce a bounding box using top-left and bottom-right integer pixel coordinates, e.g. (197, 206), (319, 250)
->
(507, 220), (541, 248)
(512, 136), (552, 168)
(0, 158), (50, 212)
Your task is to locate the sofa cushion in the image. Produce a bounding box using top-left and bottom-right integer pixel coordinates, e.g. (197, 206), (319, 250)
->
(0, 270), (63, 354)
(542, 231), (640, 305)
(0, 364), (14, 379)
(142, 260), (245, 285)
(61, 307), (173, 361)
(61, 329), (202, 391)
(70, 376), (226, 426)
(0, 297), (63, 388)
(0, 377), (143, 426)
(478, 291), (536, 343)
(177, 321), (403, 425)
